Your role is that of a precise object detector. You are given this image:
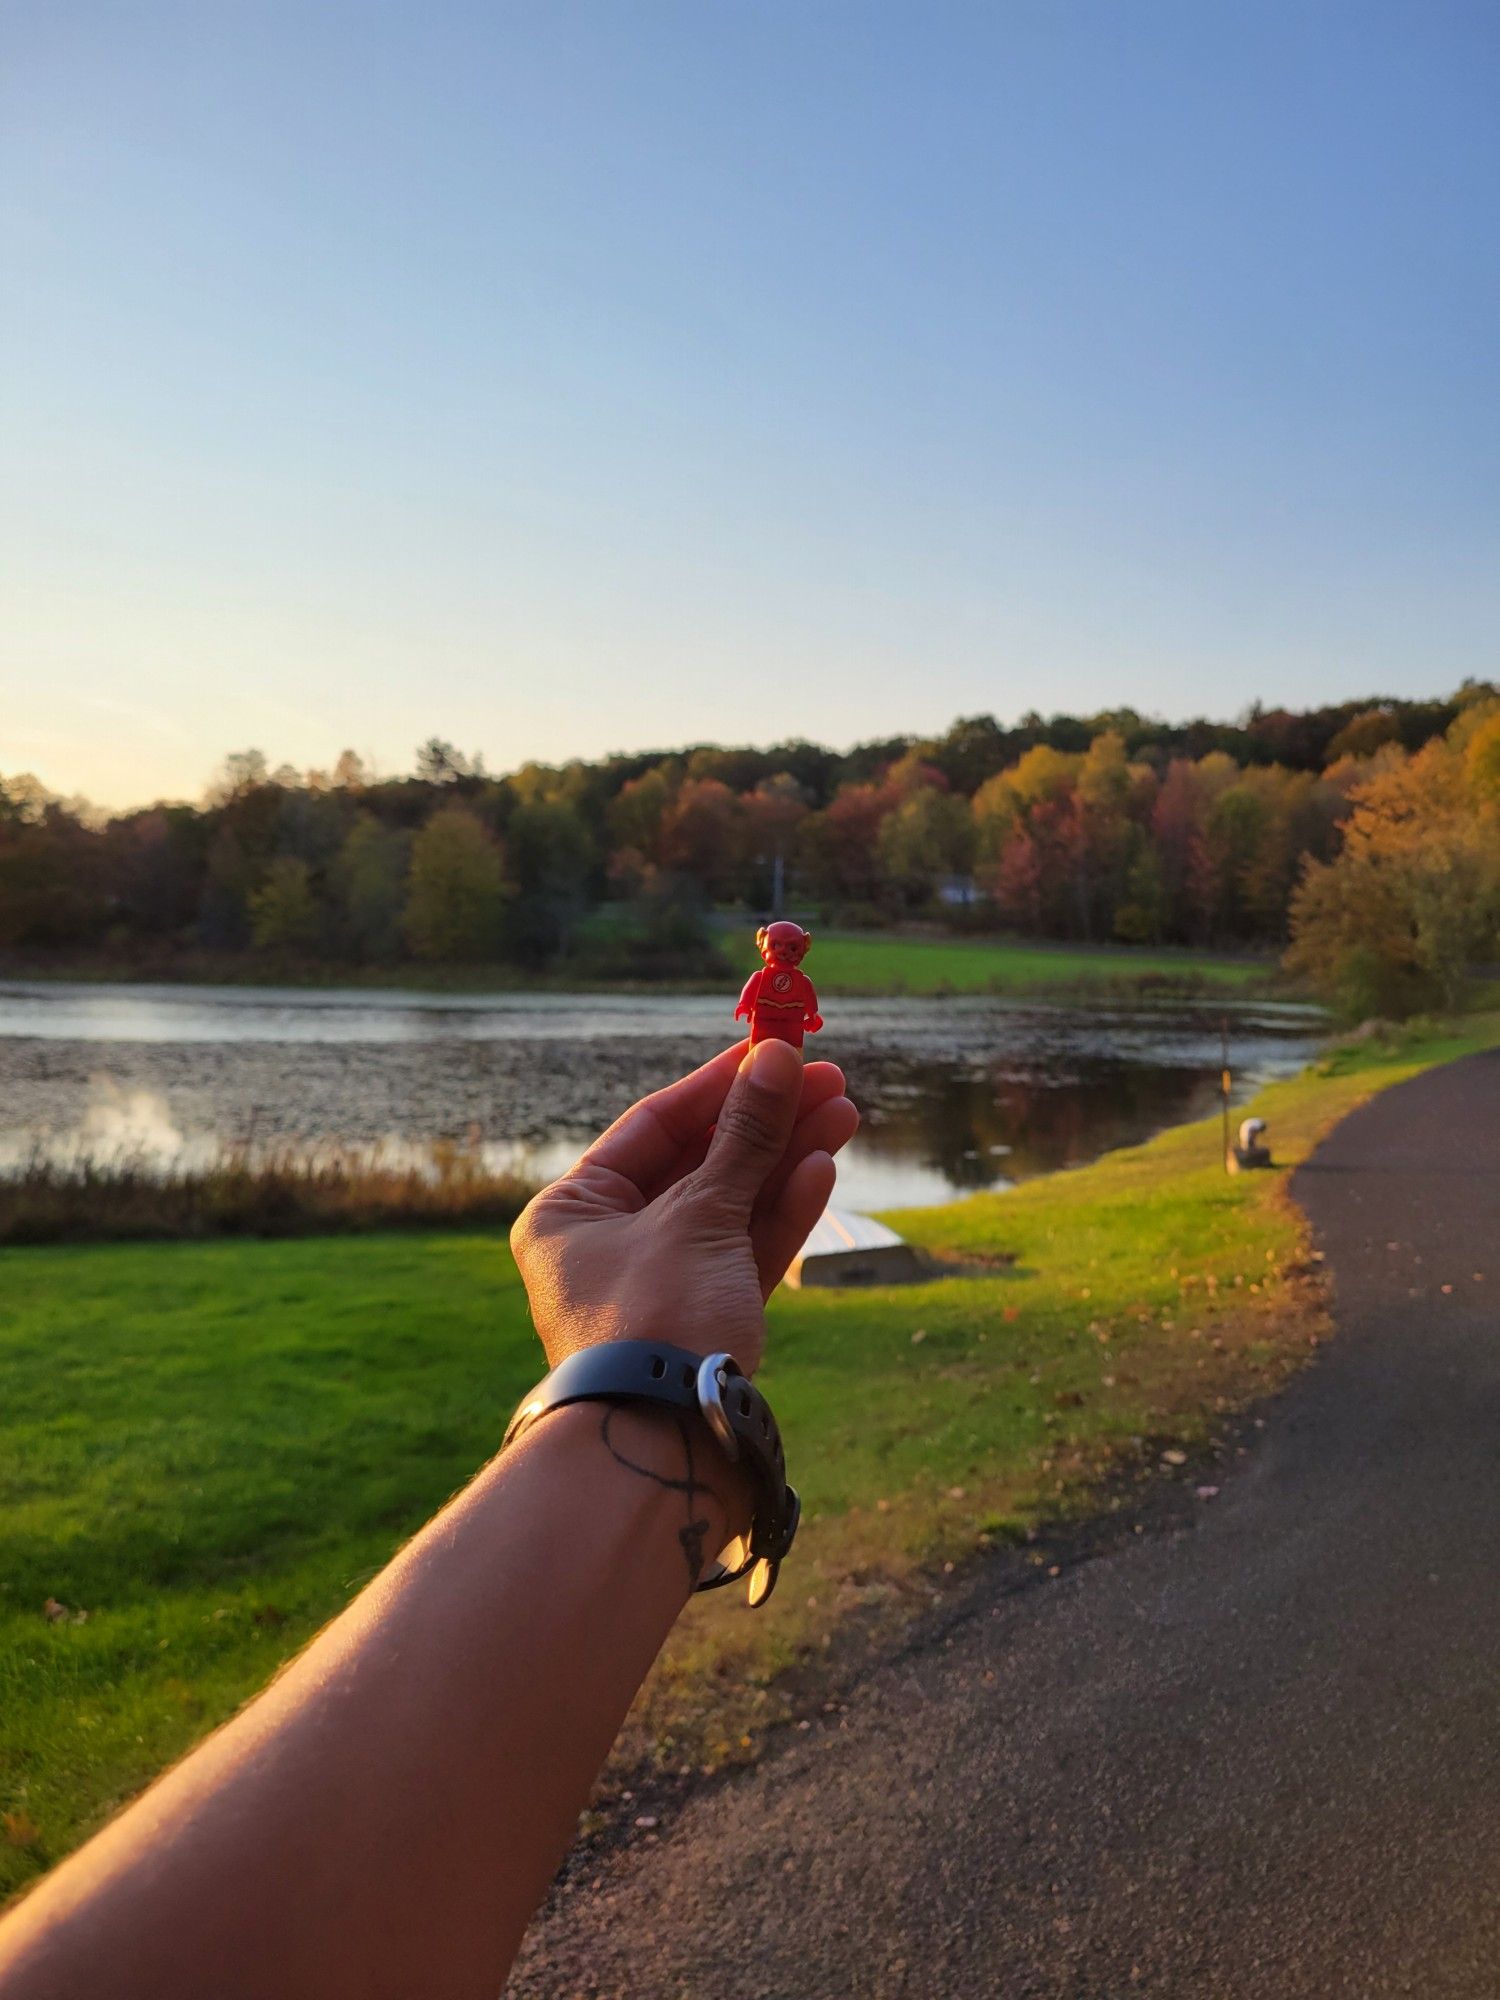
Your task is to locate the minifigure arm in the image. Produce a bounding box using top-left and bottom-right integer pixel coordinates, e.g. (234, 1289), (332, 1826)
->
(734, 970), (762, 1022)
(802, 977), (822, 1033)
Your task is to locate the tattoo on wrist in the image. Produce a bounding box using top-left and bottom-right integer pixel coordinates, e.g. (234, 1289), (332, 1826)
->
(599, 1407), (724, 1585)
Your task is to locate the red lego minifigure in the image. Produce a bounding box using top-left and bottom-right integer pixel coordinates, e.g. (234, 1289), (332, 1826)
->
(736, 921), (823, 1050)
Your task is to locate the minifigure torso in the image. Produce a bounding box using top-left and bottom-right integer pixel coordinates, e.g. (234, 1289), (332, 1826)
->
(738, 963), (819, 1046)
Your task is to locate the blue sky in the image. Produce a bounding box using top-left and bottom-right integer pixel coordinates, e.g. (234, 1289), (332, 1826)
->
(5, 2), (1497, 806)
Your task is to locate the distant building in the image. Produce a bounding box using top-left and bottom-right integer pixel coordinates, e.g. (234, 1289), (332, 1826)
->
(937, 874), (986, 908)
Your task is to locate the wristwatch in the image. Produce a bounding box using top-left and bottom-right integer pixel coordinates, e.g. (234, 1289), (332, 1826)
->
(502, 1342), (800, 1607)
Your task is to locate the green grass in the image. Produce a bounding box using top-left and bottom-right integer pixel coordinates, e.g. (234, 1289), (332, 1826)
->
(807, 931), (1270, 995)
(8, 931), (1270, 999)
(4, 1012), (1495, 1895)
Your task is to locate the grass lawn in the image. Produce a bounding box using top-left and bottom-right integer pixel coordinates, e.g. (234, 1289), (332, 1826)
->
(807, 931), (1270, 995)
(3, 1012), (1496, 1898)
(9, 930), (1274, 1000)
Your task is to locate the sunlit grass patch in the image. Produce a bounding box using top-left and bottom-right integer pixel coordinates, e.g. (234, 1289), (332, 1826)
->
(808, 931), (1270, 996)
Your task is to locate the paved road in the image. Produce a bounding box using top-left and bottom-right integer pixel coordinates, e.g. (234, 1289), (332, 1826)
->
(510, 1051), (1500, 1998)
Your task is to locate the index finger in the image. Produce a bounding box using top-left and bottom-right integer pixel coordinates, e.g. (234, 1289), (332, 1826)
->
(568, 1041), (749, 1194)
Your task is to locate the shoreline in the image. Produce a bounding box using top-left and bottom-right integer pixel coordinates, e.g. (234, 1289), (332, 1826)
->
(0, 932), (1282, 1003)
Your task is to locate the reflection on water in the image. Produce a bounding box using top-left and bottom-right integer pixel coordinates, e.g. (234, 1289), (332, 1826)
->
(0, 982), (1323, 1211)
(0, 982), (746, 1045)
(853, 1059), (1237, 1193)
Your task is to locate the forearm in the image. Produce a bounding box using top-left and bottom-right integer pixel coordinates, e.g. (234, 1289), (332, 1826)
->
(0, 1404), (747, 2000)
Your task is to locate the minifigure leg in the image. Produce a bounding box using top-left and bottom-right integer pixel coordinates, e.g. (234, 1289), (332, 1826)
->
(748, 1014), (805, 1050)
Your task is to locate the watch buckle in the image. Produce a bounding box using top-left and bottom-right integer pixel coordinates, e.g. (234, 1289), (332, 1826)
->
(746, 1556), (778, 1608)
(695, 1350), (743, 1463)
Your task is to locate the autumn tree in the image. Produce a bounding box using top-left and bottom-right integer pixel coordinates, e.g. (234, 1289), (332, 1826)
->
(798, 777), (902, 906)
(1287, 726), (1500, 1017)
(607, 769), (673, 854)
(741, 774), (809, 908)
(655, 779), (744, 900)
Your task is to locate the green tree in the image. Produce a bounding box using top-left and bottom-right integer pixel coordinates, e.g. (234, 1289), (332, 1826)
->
(404, 805), (508, 960)
(877, 786), (976, 907)
(199, 825), (256, 947)
(504, 800), (595, 963)
(334, 814), (411, 961)
(248, 857), (320, 952)
(1113, 842), (1167, 944)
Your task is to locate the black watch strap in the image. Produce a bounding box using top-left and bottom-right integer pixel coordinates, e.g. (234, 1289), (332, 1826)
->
(502, 1341), (800, 1607)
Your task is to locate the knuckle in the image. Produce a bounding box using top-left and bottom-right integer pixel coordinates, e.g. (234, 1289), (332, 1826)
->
(680, 1172), (742, 1228)
(716, 1094), (782, 1160)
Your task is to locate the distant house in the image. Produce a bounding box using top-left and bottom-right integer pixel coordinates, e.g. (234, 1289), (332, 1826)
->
(936, 874), (986, 908)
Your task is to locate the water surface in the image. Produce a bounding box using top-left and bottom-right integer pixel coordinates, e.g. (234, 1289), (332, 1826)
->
(0, 982), (1322, 1211)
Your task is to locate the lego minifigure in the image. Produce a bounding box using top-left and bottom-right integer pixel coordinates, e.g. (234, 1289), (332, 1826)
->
(736, 922), (823, 1050)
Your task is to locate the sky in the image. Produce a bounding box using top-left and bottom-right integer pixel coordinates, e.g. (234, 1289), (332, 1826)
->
(5, 2), (1498, 809)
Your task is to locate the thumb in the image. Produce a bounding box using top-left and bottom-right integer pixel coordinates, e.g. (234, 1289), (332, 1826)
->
(694, 1039), (803, 1216)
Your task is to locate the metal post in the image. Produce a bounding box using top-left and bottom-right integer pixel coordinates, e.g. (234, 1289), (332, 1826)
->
(1221, 1015), (1232, 1171)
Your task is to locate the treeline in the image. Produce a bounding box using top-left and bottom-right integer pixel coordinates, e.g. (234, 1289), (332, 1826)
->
(1, 690), (1495, 1006)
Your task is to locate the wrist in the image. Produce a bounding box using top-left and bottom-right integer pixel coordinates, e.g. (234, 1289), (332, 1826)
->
(603, 1403), (755, 1547)
(504, 1341), (796, 1604)
(506, 1400), (753, 1584)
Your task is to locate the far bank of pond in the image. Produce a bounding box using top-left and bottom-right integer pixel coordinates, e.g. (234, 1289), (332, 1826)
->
(1, 930), (1275, 1001)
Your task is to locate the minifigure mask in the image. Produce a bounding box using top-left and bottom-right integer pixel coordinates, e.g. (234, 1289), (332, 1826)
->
(756, 921), (811, 968)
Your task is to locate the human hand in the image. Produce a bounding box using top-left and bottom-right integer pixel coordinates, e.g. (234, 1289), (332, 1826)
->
(510, 1040), (858, 1376)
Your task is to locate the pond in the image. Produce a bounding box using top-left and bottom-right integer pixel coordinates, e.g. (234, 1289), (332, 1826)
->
(0, 982), (1324, 1212)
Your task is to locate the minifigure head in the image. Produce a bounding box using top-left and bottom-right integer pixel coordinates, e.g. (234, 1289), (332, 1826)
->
(756, 921), (811, 968)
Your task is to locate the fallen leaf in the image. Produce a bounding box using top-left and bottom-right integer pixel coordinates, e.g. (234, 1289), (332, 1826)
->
(1161, 1449), (1187, 1467)
(3, 1812), (40, 1847)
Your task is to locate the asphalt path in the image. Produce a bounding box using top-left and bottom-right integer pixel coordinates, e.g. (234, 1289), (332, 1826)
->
(510, 1050), (1500, 1998)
